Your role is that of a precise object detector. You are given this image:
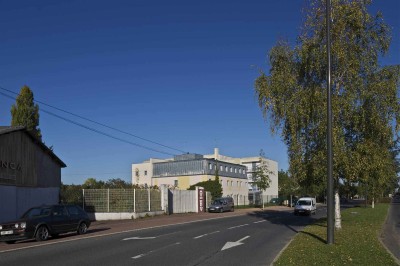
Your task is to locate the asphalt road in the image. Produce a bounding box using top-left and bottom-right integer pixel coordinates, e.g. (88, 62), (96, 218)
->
(381, 196), (400, 261)
(0, 207), (327, 266)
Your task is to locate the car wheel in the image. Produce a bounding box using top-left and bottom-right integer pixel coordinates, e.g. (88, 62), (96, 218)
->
(231, 207), (234, 212)
(35, 226), (49, 242)
(77, 222), (88, 235)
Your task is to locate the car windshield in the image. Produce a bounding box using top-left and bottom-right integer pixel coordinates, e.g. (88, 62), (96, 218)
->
(21, 207), (51, 219)
(212, 200), (223, 205)
(297, 200), (311, 206)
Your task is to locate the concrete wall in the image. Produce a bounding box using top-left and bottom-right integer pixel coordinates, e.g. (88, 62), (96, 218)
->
(89, 211), (165, 221)
(0, 185), (59, 223)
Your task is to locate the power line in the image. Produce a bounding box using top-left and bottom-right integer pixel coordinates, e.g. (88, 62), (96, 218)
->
(0, 86), (188, 154)
(0, 90), (176, 156)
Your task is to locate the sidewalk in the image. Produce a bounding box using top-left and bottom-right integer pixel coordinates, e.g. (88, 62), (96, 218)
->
(380, 198), (400, 263)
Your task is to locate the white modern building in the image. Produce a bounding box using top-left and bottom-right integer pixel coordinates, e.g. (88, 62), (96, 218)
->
(132, 148), (278, 204)
(204, 148), (278, 197)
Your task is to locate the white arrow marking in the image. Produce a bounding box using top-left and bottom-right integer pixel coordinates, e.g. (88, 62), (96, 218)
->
(123, 231), (180, 241)
(221, 236), (250, 251)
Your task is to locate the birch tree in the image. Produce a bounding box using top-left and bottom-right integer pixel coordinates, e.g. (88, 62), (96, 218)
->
(255, 0), (400, 228)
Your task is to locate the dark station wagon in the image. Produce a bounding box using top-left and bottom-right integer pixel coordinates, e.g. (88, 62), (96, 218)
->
(0, 204), (91, 244)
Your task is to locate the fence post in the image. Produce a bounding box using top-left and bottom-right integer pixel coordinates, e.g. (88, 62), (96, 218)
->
(107, 189), (110, 213)
(148, 189), (151, 212)
(134, 189), (136, 213)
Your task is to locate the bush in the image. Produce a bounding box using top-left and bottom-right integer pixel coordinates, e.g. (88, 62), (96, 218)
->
(188, 180), (222, 200)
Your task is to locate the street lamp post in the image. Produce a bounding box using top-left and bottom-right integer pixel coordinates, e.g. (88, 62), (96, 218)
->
(326, 0), (334, 244)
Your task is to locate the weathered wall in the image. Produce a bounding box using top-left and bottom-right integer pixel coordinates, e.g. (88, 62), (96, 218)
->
(0, 131), (62, 188)
(0, 186), (60, 223)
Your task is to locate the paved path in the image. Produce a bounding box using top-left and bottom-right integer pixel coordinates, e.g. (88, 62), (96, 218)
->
(381, 196), (400, 264)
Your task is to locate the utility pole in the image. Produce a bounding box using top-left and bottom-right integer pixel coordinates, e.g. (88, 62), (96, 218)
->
(326, 0), (334, 244)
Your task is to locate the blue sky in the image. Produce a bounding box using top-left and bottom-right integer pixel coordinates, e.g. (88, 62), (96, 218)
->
(1, 0), (399, 185)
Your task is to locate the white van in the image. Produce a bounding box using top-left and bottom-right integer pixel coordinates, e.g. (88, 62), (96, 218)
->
(294, 197), (316, 215)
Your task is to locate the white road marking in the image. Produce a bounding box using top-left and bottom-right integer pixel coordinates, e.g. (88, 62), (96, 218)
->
(221, 236), (250, 251)
(132, 242), (181, 260)
(193, 231), (220, 239)
(253, 220), (266, 224)
(0, 212), (245, 254)
(122, 236), (156, 240)
(228, 224), (249, 230)
(122, 231), (180, 241)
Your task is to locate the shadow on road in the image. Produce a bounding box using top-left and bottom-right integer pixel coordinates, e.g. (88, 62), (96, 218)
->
(247, 209), (327, 244)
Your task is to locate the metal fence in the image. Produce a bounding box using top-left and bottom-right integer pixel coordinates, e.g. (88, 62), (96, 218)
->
(82, 189), (162, 213)
(248, 192), (279, 206)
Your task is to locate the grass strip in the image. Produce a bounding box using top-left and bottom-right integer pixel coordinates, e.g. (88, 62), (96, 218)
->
(274, 204), (398, 265)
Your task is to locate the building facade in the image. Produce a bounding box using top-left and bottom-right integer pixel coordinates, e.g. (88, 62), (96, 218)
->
(132, 148), (278, 204)
(203, 148), (278, 197)
(132, 153), (249, 204)
(0, 126), (66, 222)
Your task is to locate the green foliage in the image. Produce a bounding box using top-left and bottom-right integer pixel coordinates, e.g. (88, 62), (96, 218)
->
(252, 149), (272, 191)
(255, 0), (400, 198)
(11, 85), (42, 139)
(82, 177), (105, 189)
(60, 183), (83, 205)
(275, 204), (397, 265)
(188, 180), (222, 200)
(278, 169), (299, 198)
(105, 178), (132, 188)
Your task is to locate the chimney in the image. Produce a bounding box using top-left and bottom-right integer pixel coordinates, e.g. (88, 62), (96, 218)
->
(214, 148), (219, 160)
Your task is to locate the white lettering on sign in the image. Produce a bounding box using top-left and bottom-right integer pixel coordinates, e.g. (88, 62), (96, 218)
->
(198, 188), (205, 212)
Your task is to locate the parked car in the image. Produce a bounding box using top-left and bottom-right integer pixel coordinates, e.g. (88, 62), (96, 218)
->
(0, 204), (91, 244)
(269, 198), (283, 205)
(294, 197), (316, 216)
(208, 197), (234, 213)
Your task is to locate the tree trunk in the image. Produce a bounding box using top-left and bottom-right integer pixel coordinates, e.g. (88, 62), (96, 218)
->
(335, 190), (342, 229)
(372, 197), (375, 209)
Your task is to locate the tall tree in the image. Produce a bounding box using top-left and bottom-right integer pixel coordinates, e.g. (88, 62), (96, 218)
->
(278, 169), (299, 199)
(255, 0), (399, 227)
(11, 85), (42, 139)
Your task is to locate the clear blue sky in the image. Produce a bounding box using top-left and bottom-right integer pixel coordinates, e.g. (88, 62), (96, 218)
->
(0, 0), (399, 185)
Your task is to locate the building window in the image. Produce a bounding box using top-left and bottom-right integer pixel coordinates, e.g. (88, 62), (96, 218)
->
(144, 170), (147, 176)
(174, 180), (178, 187)
(220, 165), (223, 171)
(226, 180), (229, 186)
(214, 164), (217, 170)
(230, 167), (233, 172)
(209, 163), (212, 170)
(225, 166), (228, 172)
(235, 168), (237, 173)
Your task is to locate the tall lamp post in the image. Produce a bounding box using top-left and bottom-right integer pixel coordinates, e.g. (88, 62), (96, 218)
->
(326, 0), (334, 244)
